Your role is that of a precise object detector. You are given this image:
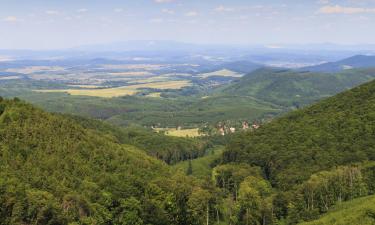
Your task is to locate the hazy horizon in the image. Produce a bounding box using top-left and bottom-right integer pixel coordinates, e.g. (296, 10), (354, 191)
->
(1, 0), (375, 50)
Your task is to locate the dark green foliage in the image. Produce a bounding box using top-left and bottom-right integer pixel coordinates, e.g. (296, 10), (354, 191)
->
(0, 99), (216, 224)
(218, 79), (375, 224)
(298, 194), (375, 225)
(66, 115), (211, 164)
(0, 79), (281, 128)
(223, 79), (375, 189)
(187, 160), (193, 175)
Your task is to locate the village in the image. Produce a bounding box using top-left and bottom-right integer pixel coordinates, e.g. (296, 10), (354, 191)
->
(216, 121), (261, 136)
(151, 120), (263, 138)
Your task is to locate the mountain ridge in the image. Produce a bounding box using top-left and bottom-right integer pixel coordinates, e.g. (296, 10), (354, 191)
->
(303, 54), (375, 72)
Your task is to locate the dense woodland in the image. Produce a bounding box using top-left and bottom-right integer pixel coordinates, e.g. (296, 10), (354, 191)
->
(299, 194), (375, 224)
(2, 70), (375, 224)
(0, 98), (219, 224)
(67, 115), (212, 164)
(220, 78), (375, 223)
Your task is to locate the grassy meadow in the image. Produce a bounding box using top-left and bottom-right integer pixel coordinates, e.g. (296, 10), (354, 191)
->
(154, 128), (201, 137)
(173, 146), (224, 178)
(299, 195), (375, 225)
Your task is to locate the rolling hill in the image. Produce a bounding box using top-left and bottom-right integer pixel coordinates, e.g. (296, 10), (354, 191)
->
(222, 77), (375, 189)
(0, 98), (214, 225)
(217, 77), (375, 224)
(299, 195), (375, 225)
(220, 67), (375, 107)
(210, 60), (262, 74)
(304, 55), (375, 72)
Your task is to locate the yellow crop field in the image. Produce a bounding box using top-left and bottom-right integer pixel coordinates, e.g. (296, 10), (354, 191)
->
(130, 80), (191, 89)
(108, 71), (154, 77)
(146, 92), (162, 98)
(68, 85), (104, 89)
(102, 64), (164, 70)
(35, 80), (191, 98)
(199, 69), (243, 78)
(35, 89), (138, 98)
(154, 128), (201, 137)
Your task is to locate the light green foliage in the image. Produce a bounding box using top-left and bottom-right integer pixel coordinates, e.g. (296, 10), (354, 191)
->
(221, 79), (375, 224)
(0, 79), (280, 128)
(299, 195), (375, 225)
(223, 79), (375, 189)
(0, 98), (214, 225)
(212, 163), (262, 195)
(173, 146), (224, 178)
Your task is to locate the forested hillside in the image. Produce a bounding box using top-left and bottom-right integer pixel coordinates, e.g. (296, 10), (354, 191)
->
(67, 115), (212, 164)
(223, 78), (375, 188)
(218, 79), (375, 223)
(299, 195), (375, 225)
(3, 76), (375, 225)
(0, 98), (217, 225)
(221, 67), (375, 107)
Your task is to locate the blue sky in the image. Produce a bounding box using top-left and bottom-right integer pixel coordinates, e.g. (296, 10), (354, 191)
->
(1, 0), (375, 49)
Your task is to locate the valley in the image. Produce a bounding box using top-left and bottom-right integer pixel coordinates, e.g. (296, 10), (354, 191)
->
(0, 50), (375, 224)
(1, 45), (375, 225)
(2, 0), (375, 223)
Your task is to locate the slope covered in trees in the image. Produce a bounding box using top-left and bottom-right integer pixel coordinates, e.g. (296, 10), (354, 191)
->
(223, 78), (375, 189)
(216, 79), (375, 224)
(221, 67), (375, 107)
(299, 195), (375, 225)
(0, 98), (217, 225)
(66, 115), (211, 164)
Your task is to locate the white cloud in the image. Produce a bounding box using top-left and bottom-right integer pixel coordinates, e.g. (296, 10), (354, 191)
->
(214, 5), (235, 12)
(162, 8), (175, 14)
(77, 8), (88, 13)
(185, 11), (198, 17)
(2, 16), (20, 22)
(319, 5), (375, 14)
(154, 0), (175, 3)
(45, 10), (60, 15)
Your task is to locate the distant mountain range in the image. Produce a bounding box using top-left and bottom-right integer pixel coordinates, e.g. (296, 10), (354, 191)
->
(220, 67), (375, 107)
(303, 55), (375, 72)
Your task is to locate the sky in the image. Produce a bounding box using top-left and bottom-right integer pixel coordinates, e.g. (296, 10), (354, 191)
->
(1, 0), (375, 49)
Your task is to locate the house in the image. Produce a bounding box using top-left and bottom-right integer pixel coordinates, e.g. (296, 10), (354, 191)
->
(218, 126), (225, 136)
(242, 121), (249, 130)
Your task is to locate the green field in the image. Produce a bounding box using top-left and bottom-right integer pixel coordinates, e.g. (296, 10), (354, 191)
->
(299, 195), (375, 225)
(173, 146), (224, 178)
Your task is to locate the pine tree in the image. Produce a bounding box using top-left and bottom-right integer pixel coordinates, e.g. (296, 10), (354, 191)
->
(187, 160), (193, 175)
